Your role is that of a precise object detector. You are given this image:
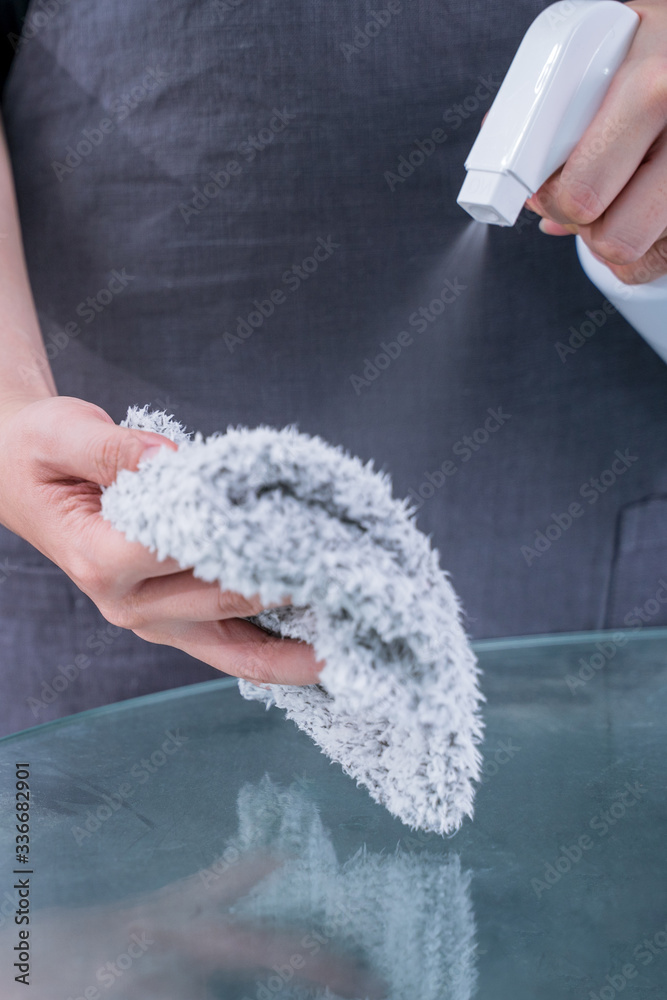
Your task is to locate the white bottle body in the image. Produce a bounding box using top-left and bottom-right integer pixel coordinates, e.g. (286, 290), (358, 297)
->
(576, 237), (667, 363)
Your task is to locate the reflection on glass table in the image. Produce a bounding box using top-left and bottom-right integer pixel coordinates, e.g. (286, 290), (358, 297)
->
(0, 628), (666, 1000)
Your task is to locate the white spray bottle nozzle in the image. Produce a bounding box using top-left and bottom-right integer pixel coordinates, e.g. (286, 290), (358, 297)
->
(456, 0), (639, 227)
(457, 171), (531, 227)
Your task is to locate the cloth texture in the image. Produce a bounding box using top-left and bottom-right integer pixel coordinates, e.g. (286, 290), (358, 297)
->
(100, 405), (484, 833)
(1, 0), (667, 735)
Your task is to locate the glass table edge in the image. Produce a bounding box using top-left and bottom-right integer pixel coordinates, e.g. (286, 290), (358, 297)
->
(1, 624), (666, 745)
(472, 623), (667, 652)
(0, 676), (240, 746)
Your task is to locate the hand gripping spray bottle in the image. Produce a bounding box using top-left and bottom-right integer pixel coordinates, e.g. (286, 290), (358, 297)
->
(457, 0), (667, 362)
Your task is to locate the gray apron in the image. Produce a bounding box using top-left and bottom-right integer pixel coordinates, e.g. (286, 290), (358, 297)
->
(1, 0), (666, 735)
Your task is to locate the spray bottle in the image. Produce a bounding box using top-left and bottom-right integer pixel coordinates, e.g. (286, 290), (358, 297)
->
(456, 0), (667, 363)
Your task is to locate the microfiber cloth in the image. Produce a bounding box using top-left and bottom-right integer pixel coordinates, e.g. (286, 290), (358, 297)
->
(100, 405), (484, 834)
(228, 775), (477, 1000)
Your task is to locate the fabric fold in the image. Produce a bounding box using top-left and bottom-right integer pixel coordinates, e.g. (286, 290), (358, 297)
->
(100, 404), (484, 834)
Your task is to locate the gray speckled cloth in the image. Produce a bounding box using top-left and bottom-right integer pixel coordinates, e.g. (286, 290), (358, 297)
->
(1, 0), (667, 735)
(101, 405), (483, 834)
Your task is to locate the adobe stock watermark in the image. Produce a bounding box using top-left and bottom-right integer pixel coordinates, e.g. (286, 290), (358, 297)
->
(513, 207), (542, 237)
(70, 730), (189, 845)
(65, 932), (154, 1000)
(405, 406), (511, 511)
(179, 107), (296, 223)
(384, 74), (501, 192)
(442, 74), (502, 131)
(588, 918), (667, 1000)
(19, 268), (135, 386)
(576, 238), (667, 287)
(555, 299), (618, 362)
(349, 276), (467, 393)
(7, 0), (70, 54)
(51, 68), (170, 181)
(0, 557), (18, 585)
(480, 737), (521, 780)
(520, 449), (639, 566)
(241, 898), (358, 1000)
(568, 115), (629, 171)
(544, 0), (586, 25)
(565, 632), (630, 696)
(206, 0), (249, 21)
(340, 1), (402, 62)
(223, 236), (339, 352)
(565, 578), (667, 694)
(27, 623), (124, 718)
(628, 241), (667, 284)
(530, 780), (647, 899)
(150, 394), (181, 414)
(198, 774), (315, 891)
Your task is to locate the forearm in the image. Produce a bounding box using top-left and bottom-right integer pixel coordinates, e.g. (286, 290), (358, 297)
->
(0, 113), (56, 425)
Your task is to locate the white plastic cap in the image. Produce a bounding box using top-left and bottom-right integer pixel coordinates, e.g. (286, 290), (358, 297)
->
(456, 170), (531, 227)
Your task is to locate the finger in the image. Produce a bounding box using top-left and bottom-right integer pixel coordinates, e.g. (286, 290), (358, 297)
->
(132, 853), (283, 914)
(134, 616), (324, 684)
(154, 923), (387, 999)
(185, 852), (283, 906)
(69, 522), (293, 622)
(52, 501), (192, 597)
(538, 218), (577, 236)
(122, 973), (219, 1000)
(90, 517), (188, 583)
(581, 232), (667, 285)
(533, 55), (667, 226)
(30, 479), (188, 600)
(527, 167), (569, 223)
(36, 398), (178, 486)
(48, 472), (292, 617)
(118, 570), (291, 626)
(580, 134), (667, 266)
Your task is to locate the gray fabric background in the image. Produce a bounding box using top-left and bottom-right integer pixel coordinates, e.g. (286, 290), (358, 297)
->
(1, 0), (666, 736)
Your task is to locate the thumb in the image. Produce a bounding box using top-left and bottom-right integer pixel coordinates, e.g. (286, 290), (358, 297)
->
(44, 407), (178, 487)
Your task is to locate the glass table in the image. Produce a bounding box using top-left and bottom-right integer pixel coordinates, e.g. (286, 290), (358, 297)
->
(1, 628), (665, 999)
